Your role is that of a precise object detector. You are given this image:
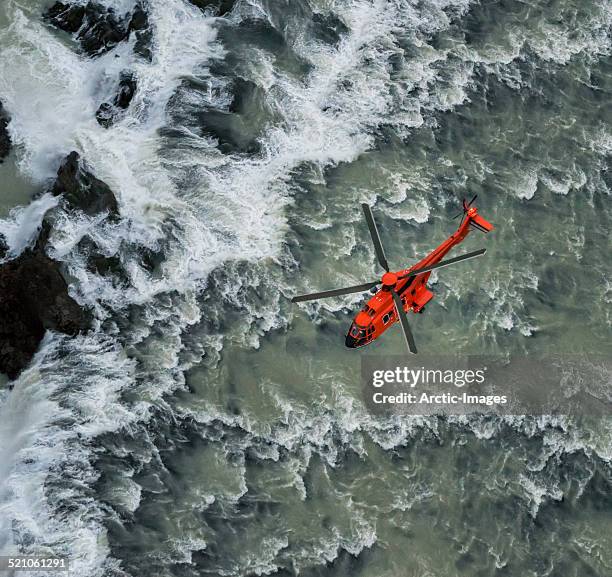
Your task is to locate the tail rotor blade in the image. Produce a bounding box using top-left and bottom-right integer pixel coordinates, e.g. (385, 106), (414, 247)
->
(292, 280), (379, 303)
(362, 203), (390, 272)
(399, 248), (486, 279)
(453, 195), (477, 220)
(391, 290), (418, 354)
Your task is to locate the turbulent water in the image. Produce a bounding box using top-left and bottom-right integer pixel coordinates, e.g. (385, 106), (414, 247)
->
(0, 0), (611, 575)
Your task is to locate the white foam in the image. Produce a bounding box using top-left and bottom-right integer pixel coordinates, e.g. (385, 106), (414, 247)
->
(0, 193), (58, 259)
(0, 332), (135, 576)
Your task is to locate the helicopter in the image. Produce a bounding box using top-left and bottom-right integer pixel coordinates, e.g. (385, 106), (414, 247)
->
(291, 196), (494, 354)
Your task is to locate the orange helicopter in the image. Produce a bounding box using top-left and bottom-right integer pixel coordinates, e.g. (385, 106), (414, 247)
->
(291, 196), (494, 353)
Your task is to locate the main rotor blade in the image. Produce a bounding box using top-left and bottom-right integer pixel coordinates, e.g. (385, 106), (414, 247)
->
(391, 289), (418, 354)
(291, 280), (379, 303)
(361, 203), (390, 272)
(467, 193), (478, 207)
(399, 248), (487, 279)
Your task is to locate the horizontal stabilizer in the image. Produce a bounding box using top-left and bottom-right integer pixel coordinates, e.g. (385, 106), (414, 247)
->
(469, 213), (494, 232)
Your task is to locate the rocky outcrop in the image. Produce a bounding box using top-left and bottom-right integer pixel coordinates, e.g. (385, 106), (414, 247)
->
(96, 71), (137, 128)
(0, 233), (91, 381)
(46, 1), (153, 60)
(52, 151), (119, 217)
(0, 233), (8, 260)
(45, 1), (129, 57)
(0, 151), (124, 381)
(45, 1), (85, 33)
(128, 3), (152, 60)
(0, 102), (11, 163)
(188, 0), (236, 16)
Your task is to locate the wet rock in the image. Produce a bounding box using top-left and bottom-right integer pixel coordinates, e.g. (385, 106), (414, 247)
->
(128, 3), (148, 31)
(0, 236), (91, 381)
(95, 102), (115, 128)
(128, 3), (152, 60)
(79, 4), (128, 56)
(0, 102), (11, 163)
(115, 72), (137, 109)
(45, 1), (129, 57)
(187, 0), (237, 16)
(45, 1), (86, 33)
(96, 71), (137, 127)
(0, 233), (7, 260)
(52, 151), (119, 217)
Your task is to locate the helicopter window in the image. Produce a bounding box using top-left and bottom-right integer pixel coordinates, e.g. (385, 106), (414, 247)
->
(350, 326), (359, 337)
(383, 313), (391, 324)
(368, 309), (375, 317)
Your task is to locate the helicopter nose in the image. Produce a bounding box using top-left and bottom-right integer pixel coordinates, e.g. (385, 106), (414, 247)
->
(345, 334), (358, 348)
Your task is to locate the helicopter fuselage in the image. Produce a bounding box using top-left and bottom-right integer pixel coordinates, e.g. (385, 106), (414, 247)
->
(346, 207), (493, 348)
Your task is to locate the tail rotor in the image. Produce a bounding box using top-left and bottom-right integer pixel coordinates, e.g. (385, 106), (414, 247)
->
(452, 194), (494, 233)
(452, 194), (478, 220)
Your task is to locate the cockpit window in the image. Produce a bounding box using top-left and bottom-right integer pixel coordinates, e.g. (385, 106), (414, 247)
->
(350, 326), (359, 337)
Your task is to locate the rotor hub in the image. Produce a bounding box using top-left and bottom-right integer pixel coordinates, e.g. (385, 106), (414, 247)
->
(381, 272), (398, 287)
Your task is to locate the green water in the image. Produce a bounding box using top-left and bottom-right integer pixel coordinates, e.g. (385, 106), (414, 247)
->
(0, 153), (38, 217)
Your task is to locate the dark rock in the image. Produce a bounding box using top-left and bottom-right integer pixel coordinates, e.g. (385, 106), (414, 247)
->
(128, 3), (148, 31)
(96, 71), (137, 127)
(79, 4), (128, 56)
(52, 151), (119, 217)
(115, 71), (137, 109)
(128, 3), (152, 60)
(45, 2), (129, 57)
(188, 0), (237, 16)
(0, 239), (91, 381)
(45, 2), (86, 33)
(0, 234), (7, 260)
(95, 102), (115, 128)
(0, 102), (11, 163)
